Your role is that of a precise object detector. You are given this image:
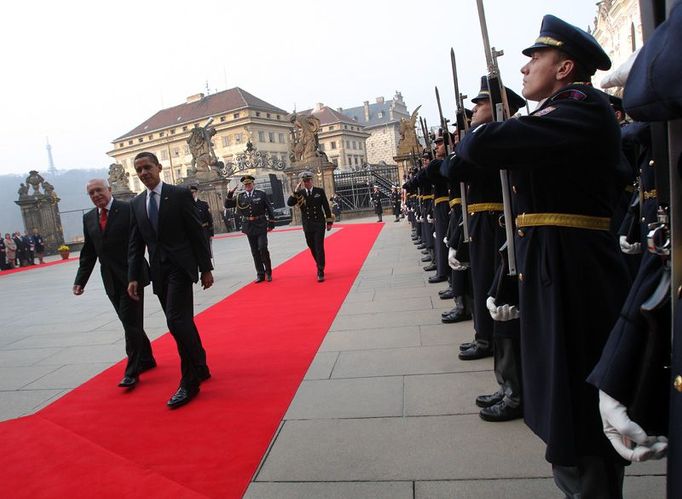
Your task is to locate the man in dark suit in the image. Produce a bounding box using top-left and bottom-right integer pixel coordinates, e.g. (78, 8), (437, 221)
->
(287, 171), (333, 282)
(224, 175), (276, 282)
(127, 152), (214, 409)
(73, 178), (156, 388)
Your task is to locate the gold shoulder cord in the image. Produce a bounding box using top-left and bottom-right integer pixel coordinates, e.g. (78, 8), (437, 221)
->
(236, 192), (250, 211)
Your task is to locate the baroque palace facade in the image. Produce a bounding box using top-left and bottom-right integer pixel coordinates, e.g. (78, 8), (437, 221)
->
(108, 87), (292, 192)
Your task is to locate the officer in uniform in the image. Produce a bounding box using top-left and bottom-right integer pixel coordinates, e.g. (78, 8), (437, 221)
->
(390, 186), (402, 222)
(371, 185), (383, 222)
(425, 131), (452, 284)
(225, 175), (276, 282)
(190, 185), (214, 256)
(287, 171), (333, 282)
(456, 15), (631, 497)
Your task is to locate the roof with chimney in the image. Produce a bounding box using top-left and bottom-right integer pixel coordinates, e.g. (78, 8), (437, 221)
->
(115, 87), (289, 141)
(340, 92), (410, 129)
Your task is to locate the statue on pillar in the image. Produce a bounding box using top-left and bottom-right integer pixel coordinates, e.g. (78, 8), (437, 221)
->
(187, 117), (223, 175)
(288, 112), (323, 163)
(26, 170), (45, 195)
(397, 105), (422, 156)
(17, 183), (29, 198)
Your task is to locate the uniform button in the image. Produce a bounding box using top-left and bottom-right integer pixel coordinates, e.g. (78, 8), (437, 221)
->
(675, 375), (682, 393)
(512, 185), (517, 194)
(518, 273), (524, 282)
(517, 229), (525, 237)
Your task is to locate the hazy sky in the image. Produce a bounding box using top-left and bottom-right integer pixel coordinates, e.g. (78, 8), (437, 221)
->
(1, 0), (599, 175)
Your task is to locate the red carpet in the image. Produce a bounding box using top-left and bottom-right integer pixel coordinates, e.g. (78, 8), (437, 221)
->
(0, 258), (77, 277)
(0, 223), (382, 498)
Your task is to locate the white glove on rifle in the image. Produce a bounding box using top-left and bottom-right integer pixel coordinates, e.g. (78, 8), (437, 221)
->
(443, 236), (449, 246)
(619, 235), (642, 255)
(486, 296), (520, 321)
(598, 390), (668, 462)
(448, 248), (467, 270)
(433, 231), (436, 239)
(426, 215), (434, 224)
(417, 216), (423, 222)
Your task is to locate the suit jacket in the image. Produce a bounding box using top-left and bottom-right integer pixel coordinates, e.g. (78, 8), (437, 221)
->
(128, 183), (212, 291)
(287, 186), (332, 231)
(75, 199), (149, 297)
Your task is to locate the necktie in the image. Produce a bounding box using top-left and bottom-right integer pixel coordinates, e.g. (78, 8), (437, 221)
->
(307, 189), (311, 197)
(99, 208), (108, 231)
(148, 191), (159, 232)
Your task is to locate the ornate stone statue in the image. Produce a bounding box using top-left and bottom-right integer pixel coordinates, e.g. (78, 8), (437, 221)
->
(397, 105), (422, 156)
(26, 170), (45, 195)
(187, 118), (219, 174)
(288, 112), (322, 162)
(107, 163), (130, 192)
(42, 181), (56, 199)
(17, 183), (29, 198)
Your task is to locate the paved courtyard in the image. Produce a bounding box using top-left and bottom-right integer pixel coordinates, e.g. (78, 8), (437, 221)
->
(0, 218), (666, 498)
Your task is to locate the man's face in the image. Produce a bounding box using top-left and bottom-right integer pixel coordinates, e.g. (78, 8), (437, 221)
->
(435, 140), (446, 158)
(244, 183), (255, 192)
(86, 180), (113, 210)
(303, 178), (313, 189)
(134, 156), (162, 190)
(32, 229), (38, 235)
(471, 100), (493, 127)
(190, 189), (198, 200)
(521, 48), (563, 102)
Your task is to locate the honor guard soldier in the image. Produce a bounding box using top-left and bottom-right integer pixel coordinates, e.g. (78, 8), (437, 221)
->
(390, 186), (402, 222)
(287, 171), (333, 282)
(225, 175), (276, 282)
(371, 185), (383, 222)
(426, 131), (452, 284)
(457, 15), (631, 497)
(190, 185), (214, 254)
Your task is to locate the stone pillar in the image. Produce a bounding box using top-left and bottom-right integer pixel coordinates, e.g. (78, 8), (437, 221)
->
(392, 153), (417, 187)
(15, 180), (65, 254)
(284, 156), (337, 226)
(177, 171), (231, 234)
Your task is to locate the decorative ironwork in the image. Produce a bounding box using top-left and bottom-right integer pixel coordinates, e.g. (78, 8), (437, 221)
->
(217, 143), (287, 178)
(333, 165), (399, 212)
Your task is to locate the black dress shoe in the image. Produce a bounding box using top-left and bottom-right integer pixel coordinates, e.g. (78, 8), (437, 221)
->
(423, 263), (437, 271)
(476, 391), (504, 408)
(442, 307), (457, 317)
(439, 290), (455, 300)
(438, 287), (453, 295)
(254, 275), (265, 283)
(265, 272), (272, 282)
(317, 271), (325, 282)
(458, 344), (493, 360)
(421, 249), (430, 255)
(138, 360), (157, 374)
(416, 244), (426, 249)
(167, 385), (199, 409)
(197, 367), (211, 382)
(428, 275), (448, 283)
(118, 376), (138, 388)
(441, 310), (472, 323)
(459, 341), (475, 351)
(479, 400), (523, 422)
(421, 255), (432, 262)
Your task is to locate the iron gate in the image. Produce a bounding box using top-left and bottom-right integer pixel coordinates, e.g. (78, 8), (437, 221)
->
(332, 165), (399, 213)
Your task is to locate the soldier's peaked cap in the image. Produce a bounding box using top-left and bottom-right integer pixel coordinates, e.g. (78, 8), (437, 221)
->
(240, 174), (255, 184)
(522, 14), (611, 74)
(299, 171), (314, 180)
(471, 76), (526, 112)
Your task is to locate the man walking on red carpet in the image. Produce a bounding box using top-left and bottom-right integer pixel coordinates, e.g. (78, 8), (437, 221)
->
(128, 152), (213, 409)
(287, 171), (333, 282)
(73, 178), (156, 389)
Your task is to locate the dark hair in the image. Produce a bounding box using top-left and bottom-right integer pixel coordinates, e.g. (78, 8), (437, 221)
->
(134, 151), (160, 164)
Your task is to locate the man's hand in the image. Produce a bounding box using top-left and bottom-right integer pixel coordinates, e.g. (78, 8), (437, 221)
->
(326, 222), (333, 231)
(619, 235), (642, 255)
(448, 248), (468, 270)
(426, 215), (434, 224)
(599, 390), (668, 462)
(486, 296), (520, 321)
(72, 285), (84, 296)
(201, 271), (214, 290)
(127, 281), (140, 301)
(295, 181), (303, 191)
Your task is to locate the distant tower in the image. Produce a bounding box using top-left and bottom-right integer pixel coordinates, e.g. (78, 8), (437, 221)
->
(46, 137), (57, 175)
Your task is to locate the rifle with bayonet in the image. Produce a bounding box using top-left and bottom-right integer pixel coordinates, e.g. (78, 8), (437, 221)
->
(475, 0), (517, 277)
(450, 47), (470, 244)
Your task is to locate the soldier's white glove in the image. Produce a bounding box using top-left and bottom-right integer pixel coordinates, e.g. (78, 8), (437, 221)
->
(486, 296), (520, 321)
(619, 235), (642, 255)
(448, 248), (467, 270)
(443, 236), (449, 246)
(417, 216), (423, 222)
(433, 231), (437, 239)
(599, 391), (668, 462)
(426, 215), (434, 224)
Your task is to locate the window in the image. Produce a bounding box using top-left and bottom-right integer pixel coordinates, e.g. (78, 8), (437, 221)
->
(220, 116), (225, 122)
(233, 113), (240, 119)
(184, 145), (190, 155)
(348, 156), (352, 165)
(173, 147), (180, 157)
(235, 133), (243, 143)
(329, 126), (334, 131)
(359, 142), (363, 150)
(128, 140), (133, 145)
(332, 157), (338, 166)
(278, 133), (285, 143)
(346, 140), (350, 148)
(163, 171), (171, 182)
(182, 126), (188, 131)
(160, 150), (168, 160)
(268, 132), (275, 143)
(256, 112), (261, 117)
(276, 115), (280, 120)
(378, 112), (383, 118)
(222, 136), (231, 147)
(170, 129), (175, 135)
(319, 143), (325, 151)
(176, 168), (181, 177)
(258, 131), (265, 142)
(148, 135), (153, 140)
(159, 132), (165, 137)
(267, 113), (271, 118)
(354, 156), (359, 165)
(138, 138), (143, 143)
(344, 125), (348, 129)
(352, 141), (357, 149)
(119, 143), (124, 148)
(331, 141), (336, 150)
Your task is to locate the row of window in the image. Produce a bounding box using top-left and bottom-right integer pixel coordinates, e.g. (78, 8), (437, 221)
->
(320, 140), (363, 151)
(327, 124), (361, 132)
(257, 131), (286, 144)
(119, 110), (283, 148)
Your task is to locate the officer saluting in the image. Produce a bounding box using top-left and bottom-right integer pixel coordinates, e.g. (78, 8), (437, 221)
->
(225, 175), (276, 282)
(287, 171), (333, 282)
(457, 15), (631, 497)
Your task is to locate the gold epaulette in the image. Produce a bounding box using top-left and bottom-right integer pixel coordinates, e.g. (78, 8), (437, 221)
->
(434, 196), (449, 205)
(449, 198), (462, 207)
(468, 202), (504, 214)
(516, 213), (610, 231)
(422, 194), (435, 200)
